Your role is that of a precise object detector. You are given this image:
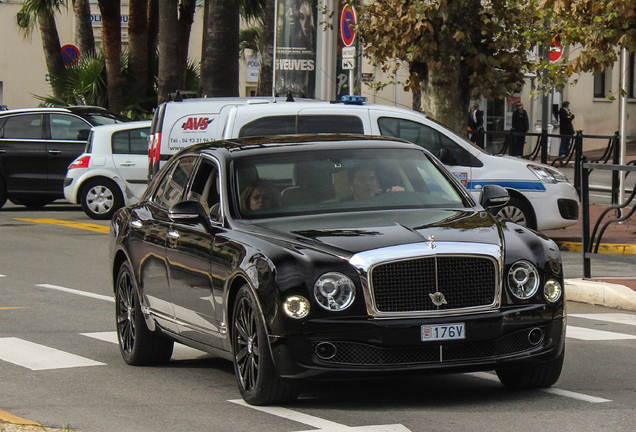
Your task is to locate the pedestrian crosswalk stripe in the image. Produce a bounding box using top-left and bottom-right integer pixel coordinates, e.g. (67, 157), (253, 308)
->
(566, 326), (636, 340)
(81, 331), (210, 361)
(570, 313), (636, 327)
(0, 337), (106, 370)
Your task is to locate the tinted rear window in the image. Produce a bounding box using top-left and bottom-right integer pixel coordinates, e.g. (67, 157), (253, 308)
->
(1, 114), (42, 139)
(112, 127), (150, 154)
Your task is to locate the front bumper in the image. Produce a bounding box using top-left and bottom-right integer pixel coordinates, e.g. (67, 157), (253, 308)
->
(270, 304), (565, 379)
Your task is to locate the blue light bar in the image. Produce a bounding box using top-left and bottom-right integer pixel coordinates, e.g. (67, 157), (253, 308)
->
(341, 95), (368, 105)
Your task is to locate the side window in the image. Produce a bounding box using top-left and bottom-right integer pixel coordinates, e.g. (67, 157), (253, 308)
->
(298, 115), (364, 134)
(238, 116), (296, 137)
(152, 156), (197, 209)
(187, 158), (220, 218)
(50, 114), (90, 140)
(112, 128), (150, 155)
(2, 114), (42, 139)
(378, 117), (481, 167)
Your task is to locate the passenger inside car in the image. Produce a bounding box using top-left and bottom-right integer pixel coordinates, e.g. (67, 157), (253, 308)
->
(240, 180), (279, 211)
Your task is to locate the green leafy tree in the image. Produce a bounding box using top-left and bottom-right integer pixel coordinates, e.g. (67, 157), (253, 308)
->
(353, 0), (552, 134)
(541, 0), (636, 74)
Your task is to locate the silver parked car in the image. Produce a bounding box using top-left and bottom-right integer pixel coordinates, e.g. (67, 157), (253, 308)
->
(64, 121), (151, 219)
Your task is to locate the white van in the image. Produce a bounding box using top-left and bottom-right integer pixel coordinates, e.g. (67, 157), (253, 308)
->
(148, 97), (579, 231)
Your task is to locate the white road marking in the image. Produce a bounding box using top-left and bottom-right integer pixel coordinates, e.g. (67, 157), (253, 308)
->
(468, 372), (612, 403)
(566, 326), (636, 340)
(0, 337), (105, 370)
(35, 284), (114, 302)
(81, 331), (210, 361)
(229, 399), (411, 431)
(570, 313), (636, 327)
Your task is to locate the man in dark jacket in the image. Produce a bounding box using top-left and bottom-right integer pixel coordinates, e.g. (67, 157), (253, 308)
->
(558, 101), (575, 157)
(511, 101), (529, 156)
(469, 103), (484, 146)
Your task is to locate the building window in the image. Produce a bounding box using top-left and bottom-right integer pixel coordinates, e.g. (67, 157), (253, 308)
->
(594, 66), (613, 98)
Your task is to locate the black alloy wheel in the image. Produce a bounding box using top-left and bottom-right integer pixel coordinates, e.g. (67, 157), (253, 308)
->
(232, 285), (299, 405)
(115, 261), (173, 365)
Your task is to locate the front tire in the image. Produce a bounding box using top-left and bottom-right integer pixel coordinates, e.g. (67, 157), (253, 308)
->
(115, 261), (173, 365)
(231, 285), (300, 405)
(81, 178), (124, 220)
(496, 350), (565, 389)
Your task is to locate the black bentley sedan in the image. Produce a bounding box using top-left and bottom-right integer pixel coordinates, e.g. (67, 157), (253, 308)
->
(109, 134), (566, 405)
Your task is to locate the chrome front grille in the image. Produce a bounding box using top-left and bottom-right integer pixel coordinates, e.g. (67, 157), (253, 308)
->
(370, 256), (498, 313)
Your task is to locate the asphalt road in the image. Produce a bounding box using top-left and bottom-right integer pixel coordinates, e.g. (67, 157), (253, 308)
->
(1, 202), (636, 432)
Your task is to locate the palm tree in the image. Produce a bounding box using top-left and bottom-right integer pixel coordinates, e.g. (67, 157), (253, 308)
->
(74, 0), (95, 56)
(158, 0), (180, 103)
(128, 0), (149, 100)
(98, 0), (124, 113)
(200, 0), (240, 97)
(17, 0), (67, 99)
(178, 0), (197, 90)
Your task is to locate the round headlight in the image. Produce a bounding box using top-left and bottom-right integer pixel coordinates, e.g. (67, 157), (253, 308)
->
(314, 272), (356, 311)
(544, 279), (563, 303)
(507, 260), (540, 300)
(283, 295), (310, 319)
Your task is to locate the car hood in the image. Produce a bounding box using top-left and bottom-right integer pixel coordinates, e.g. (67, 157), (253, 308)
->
(248, 209), (503, 257)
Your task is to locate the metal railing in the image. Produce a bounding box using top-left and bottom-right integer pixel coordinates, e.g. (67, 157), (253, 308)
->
(580, 160), (636, 278)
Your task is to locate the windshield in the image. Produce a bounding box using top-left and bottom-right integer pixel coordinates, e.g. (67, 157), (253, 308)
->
(83, 112), (130, 125)
(233, 148), (469, 219)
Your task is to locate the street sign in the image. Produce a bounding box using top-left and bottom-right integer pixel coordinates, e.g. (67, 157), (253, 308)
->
(61, 44), (80, 66)
(342, 58), (355, 70)
(342, 46), (356, 58)
(549, 42), (563, 62)
(340, 4), (356, 47)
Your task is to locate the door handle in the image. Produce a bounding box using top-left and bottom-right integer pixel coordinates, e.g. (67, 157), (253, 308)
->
(131, 220), (143, 229)
(48, 150), (61, 155)
(168, 231), (180, 239)
(120, 162), (135, 166)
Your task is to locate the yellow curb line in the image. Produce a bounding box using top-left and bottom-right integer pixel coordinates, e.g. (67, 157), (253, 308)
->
(0, 409), (39, 426)
(0, 307), (29, 310)
(15, 218), (109, 234)
(555, 241), (636, 254)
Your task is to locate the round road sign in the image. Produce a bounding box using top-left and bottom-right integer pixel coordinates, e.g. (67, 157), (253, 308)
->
(61, 44), (81, 66)
(340, 4), (356, 47)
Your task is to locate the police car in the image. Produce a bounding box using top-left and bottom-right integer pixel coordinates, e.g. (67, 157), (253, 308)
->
(147, 96), (579, 231)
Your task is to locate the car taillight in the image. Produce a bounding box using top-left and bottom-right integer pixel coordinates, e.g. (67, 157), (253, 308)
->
(69, 155), (91, 169)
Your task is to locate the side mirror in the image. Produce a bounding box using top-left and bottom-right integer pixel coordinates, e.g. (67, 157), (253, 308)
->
(169, 200), (208, 224)
(479, 184), (509, 210)
(77, 129), (90, 141)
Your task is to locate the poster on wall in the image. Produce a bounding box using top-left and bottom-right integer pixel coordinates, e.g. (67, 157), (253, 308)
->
(275, 0), (317, 98)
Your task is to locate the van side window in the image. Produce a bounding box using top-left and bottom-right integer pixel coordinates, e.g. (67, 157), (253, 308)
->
(238, 116), (296, 137)
(238, 115), (364, 137)
(297, 115), (364, 134)
(377, 117), (482, 167)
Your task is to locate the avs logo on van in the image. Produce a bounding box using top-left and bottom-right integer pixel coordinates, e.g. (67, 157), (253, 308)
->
(181, 117), (213, 131)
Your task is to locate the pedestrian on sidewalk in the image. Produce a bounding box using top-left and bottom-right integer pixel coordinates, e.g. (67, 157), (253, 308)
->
(511, 101), (529, 156)
(468, 103), (484, 147)
(559, 101), (575, 157)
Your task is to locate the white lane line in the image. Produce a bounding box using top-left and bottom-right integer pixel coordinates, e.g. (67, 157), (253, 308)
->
(566, 326), (636, 340)
(0, 337), (106, 370)
(36, 284), (114, 303)
(468, 372), (612, 403)
(81, 331), (211, 361)
(229, 399), (412, 431)
(570, 313), (636, 327)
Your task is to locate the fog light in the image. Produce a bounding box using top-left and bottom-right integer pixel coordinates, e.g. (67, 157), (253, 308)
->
(315, 342), (337, 360)
(283, 296), (310, 319)
(544, 279), (563, 303)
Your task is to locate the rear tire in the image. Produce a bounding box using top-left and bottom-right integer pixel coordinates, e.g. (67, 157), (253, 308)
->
(496, 350), (565, 389)
(81, 178), (124, 220)
(0, 177), (6, 209)
(115, 261), (173, 365)
(231, 285), (300, 405)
